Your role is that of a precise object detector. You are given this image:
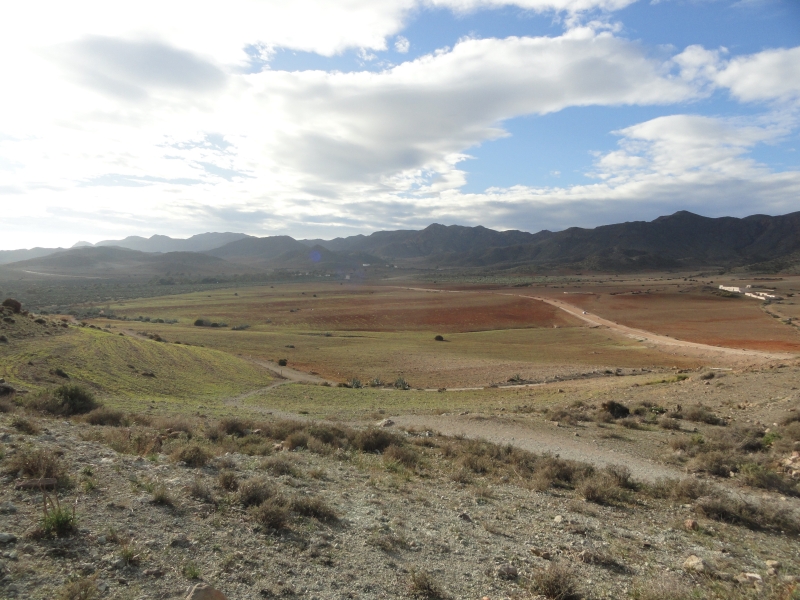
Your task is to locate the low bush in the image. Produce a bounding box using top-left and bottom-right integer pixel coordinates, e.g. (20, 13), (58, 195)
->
(601, 401), (629, 419)
(171, 444), (212, 468)
(695, 494), (799, 533)
(238, 477), (277, 507)
(683, 405), (726, 426)
(647, 477), (713, 502)
(290, 495), (338, 522)
(151, 484), (174, 506)
(189, 478), (215, 504)
(56, 576), (100, 600)
(29, 384), (99, 416)
(84, 408), (125, 427)
(3, 446), (69, 487)
(408, 569), (448, 600)
(383, 444), (419, 468)
(217, 470), (239, 491)
(11, 416), (40, 435)
(250, 496), (290, 530)
(277, 358), (288, 366)
(530, 562), (582, 600)
(353, 428), (399, 453)
(578, 473), (629, 505)
(262, 455), (301, 477)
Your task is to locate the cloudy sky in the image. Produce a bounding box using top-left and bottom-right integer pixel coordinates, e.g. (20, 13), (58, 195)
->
(1, 0), (799, 249)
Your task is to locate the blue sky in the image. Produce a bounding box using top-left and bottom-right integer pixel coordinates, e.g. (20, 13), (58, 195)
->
(1, 0), (799, 248)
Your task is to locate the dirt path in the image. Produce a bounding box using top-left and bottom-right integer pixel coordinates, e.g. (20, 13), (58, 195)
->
(395, 286), (795, 362)
(390, 413), (684, 483)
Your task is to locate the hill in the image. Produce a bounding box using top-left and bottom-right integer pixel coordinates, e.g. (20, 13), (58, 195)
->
(0, 247), (65, 265)
(94, 232), (251, 253)
(0, 246), (257, 278)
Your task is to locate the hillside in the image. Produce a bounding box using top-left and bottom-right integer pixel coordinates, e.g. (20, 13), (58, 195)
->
(0, 247), (65, 266)
(1, 247), (257, 278)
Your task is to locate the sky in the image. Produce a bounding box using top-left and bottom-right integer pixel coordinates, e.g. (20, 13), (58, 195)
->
(1, 0), (799, 250)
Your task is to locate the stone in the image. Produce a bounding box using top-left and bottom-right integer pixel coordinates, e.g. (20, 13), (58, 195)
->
(458, 513), (472, 523)
(0, 533), (17, 544)
(144, 568), (165, 577)
(0, 502), (16, 515)
(496, 564), (518, 580)
(185, 583), (229, 600)
(765, 560), (781, 570)
(683, 555), (708, 573)
(684, 519), (699, 531)
(553, 515), (563, 524)
(170, 534), (191, 548)
(377, 418), (395, 428)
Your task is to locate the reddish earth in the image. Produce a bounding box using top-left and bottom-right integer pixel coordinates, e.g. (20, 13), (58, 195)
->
(231, 288), (582, 333)
(547, 290), (800, 353)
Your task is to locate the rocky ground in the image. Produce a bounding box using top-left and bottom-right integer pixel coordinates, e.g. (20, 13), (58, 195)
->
(0, 393), (799, 600)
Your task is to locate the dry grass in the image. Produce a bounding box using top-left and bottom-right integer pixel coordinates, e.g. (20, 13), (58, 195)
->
(3, 446), (70, 487)
(290, 495), (338, 522)
(408, 569), (448, 600)
(11, 416), (40, 435)
(171, 444), (212, 467)
(530, 561), (582, 600)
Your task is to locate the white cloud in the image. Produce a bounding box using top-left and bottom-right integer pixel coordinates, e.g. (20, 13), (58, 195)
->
(395, 36), (411, 53)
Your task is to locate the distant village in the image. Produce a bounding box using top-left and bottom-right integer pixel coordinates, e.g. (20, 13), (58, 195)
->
(719, 284), (783, 301)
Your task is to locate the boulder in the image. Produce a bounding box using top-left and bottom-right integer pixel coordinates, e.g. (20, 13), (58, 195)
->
(683, 555), (708, 573)
(186, 583), (228, 600)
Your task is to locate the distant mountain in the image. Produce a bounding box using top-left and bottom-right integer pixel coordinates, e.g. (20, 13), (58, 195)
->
(1, 246), (256, 277)
(304, 224), (541, 260)
(94, 232), (252, 253)
(206, 236), (309, 266)
(0, 247), (64, 265)
(71, 241), (93, 248)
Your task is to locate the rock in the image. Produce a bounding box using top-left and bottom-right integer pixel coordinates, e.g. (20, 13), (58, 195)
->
(765, 560), (781, 570)
(377, 418), (395, 428)
(496, 564), (518, 580)
(0, 533), (17, 544)
(0, 502), (17, 515)
(186, 583), (229, 600)
(553, 515), (563, 524)
(144, 567), (165, 577)
(170, 534), (191, 548)
(96, 536), (107, 545)
(458, 513), (472, 523)
(683, 555), (708, 573)
(684, 519), (699, 531)
(735, 572), (763, 585)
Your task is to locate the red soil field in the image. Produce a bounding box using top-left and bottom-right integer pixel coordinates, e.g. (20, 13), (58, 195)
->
(283, 289), (581, 332)
(555, 290), (800, 353)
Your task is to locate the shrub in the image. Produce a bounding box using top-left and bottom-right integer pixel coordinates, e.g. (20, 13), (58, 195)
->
(2, 298), (21, 313)
(41, 493), (77, 537)
(290, 495), (338, 522)
(0, 398), (16, 413)
(687, 451), (738, 477)
(11, 416), (40, 435)
(695, 494), (800, 533)
(277, 358), (288, 366)
(408, 569), (448, 600)
(250, 497), (290, 530)
(238, 478), (277, 507)
(216, 418), (252, 438)
(348, 378), (363, 389)
(530, 562), (581, 600)
(578, 473), (628, 505)
(600, 401), (629, 419)
(217, 470), (239, 491)
(84, 408), (125, 427)
(284, 431), (309, 450)
(171, 444), (212, 468)
(658, 417), (681, 430)
(193, 319), (209, 327)
(56, 576), (100, 600)
(29, 384), (99, 416)
(647, 477), (713, 501)
(3, 446), (69, 487)
(434, 335), (444, 341)
(353, 428), (398, 453)
(383, 444), (419, 468)
(262, 456), (301, 477)
(684, 405), (726, 426)
(151, 484), (174, 506)
(394, 376), (410, 390)
(189, 478), (215, 504)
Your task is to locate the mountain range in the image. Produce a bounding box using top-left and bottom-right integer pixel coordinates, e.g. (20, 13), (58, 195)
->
(2, 211), (799, 276)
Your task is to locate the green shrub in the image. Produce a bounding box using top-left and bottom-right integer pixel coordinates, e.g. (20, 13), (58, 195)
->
(30, 384), (99, 416)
